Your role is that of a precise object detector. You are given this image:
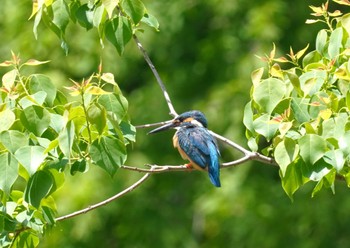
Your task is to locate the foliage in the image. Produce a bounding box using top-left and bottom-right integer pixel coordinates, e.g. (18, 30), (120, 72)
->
(2, 0), (350, 247)
(244, 0), (350, 198)
(30, 0), (159, 55)
(0, 52), (135, 247)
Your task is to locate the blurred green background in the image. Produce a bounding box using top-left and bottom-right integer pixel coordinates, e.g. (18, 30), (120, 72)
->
(2, 0), (350, 247)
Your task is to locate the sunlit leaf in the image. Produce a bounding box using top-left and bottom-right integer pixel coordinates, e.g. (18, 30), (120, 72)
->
(14, 146), (47, 176)
(2, 69), (17, 91)
(0, 130), (28, 154)
(0, 153), (18, 195)
(102, 0), (119, 18)
(299, 134), (327, 166)
(274, 138), (299, 177)
(0, 109), (15, 132)
(252, 78), (286, 114)
(58, 121), (75, 159)
(20, 105), (51, 136)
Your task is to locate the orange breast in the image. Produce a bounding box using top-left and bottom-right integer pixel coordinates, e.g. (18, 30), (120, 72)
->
(172, 133), (205, 171)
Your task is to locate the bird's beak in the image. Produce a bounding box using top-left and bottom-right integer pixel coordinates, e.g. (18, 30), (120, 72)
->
(148, 121), (176, 134)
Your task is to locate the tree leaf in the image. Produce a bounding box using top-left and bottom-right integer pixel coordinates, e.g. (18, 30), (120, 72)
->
(75, 3), (94, 30)
(280, 159), (308, 200)
(98, 93), (128, 123)
(105, 16), (132, 55)
(20, 105), (51, 136)
(58, 121), (75, 159)
(14, 146), (47, 176)
(0, 109), (16, 132)
(102, 0), (119, 18)
(90, 136), (127, 176)
(29, 74), (57, 106)
(0, 130), (28, 154)
(252, 114), (279, 141)
(141, 13), (159, 31)
(2, 69), (17, 91)
(122, 0), (145, 25)
(274, 138), (299, 177)
(87, 103), (107, 135)
(328, 27), (344, 58)
(252, 78), (286, 114)
(0, 153), (18, 195)
(51, 0), (69, 32)
(299, 134), (327, 166)
(24, 170), (53, 208)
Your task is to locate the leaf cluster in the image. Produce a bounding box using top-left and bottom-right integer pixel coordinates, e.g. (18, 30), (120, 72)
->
(30, 0), (159, 55)
(0, 52), (135, 247)
(245, 0), (350, 198)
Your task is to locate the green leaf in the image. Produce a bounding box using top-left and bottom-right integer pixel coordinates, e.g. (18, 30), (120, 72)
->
(299, 134), (327, 166)
(29, 74), (57, 106)
(0, 130), (28, 154)
(0, 109), (15, 132)
(20, 105), (51, 136)
(274, 138), (299, 177)
(243, 101), (254, 132)
(58, 121), (75, 159)
(120, 120), (136, 143)
(11, 231), (40, 248)
(76, 4), (94, 30)
(252, 114), (279, 141)
(280, 159), (308, 200)
(328, 27), (344, 58)
(252, 78), (286, 114)
(105, 16), (133, 55)
(311, 169), (336, 197)
(324, 149), (345, 172)
(290, 97), (310, 124)
(14, 146), (47, 176)
(87, 103), (107, 135)
(122, 0), (146, 25)
(316, 29), (328, 55)
(299, 70), (327, 96)
(98, 93), (128, 123)
(141, 13), (159, 31)
(70, 159), (87, 175)
(90, 136), (127, 176)
(24, 170), (53, 208)
(52, 0), (69, 31)
(102, 0), (119, 18)
(0, 153), (18, 195)
(2, 69), (17, 91)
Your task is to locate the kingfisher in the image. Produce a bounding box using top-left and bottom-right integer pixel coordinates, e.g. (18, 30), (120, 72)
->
(148, 110), (221, 187)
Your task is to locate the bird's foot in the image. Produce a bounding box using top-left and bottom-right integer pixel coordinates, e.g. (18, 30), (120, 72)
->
(185, 163), (193, 170)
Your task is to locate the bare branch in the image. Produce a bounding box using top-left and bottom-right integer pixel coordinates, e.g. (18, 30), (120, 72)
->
(133, 35), (177, 117)
(55, 173), (151, 222)
(135, 120), (172, 129)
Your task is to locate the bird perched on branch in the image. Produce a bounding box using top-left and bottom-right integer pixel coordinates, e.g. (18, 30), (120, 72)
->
(148, 110), (221, 187)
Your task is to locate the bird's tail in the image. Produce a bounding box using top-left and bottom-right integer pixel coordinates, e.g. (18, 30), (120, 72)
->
(208, 154), (221, 187)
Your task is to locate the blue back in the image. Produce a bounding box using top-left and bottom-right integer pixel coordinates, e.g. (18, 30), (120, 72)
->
(177, 126), (221, 187)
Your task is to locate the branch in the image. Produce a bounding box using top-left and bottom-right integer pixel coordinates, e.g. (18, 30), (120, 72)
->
(55, 173), (151, 222)
(133, 35), (177, 117)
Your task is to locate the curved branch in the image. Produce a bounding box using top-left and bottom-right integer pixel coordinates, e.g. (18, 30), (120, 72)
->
(55, 173), (151, 222)
(133, 35), (177, 117)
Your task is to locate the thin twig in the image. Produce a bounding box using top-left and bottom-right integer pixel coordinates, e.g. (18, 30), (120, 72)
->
(135, 120), (172, 129)
(133, 35), (177, 117)
(55, 173), (151, 222)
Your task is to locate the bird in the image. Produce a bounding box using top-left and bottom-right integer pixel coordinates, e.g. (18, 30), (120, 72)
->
(148, 110), (221, 187)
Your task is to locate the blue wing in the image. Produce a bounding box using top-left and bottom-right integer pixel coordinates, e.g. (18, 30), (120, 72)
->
(177, 127), (221, 187)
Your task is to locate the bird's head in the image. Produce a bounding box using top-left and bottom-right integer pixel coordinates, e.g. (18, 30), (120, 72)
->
(148, 110), (208, 134)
